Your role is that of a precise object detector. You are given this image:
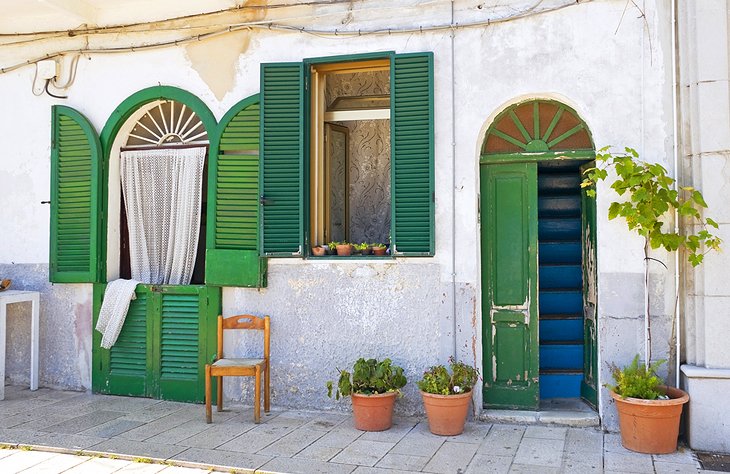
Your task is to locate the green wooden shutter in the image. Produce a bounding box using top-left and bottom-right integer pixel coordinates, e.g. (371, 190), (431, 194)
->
(391, 53), (434, 256)
(260, 62), (304, 256)
(50, 106), (102, 282)
(93, 284), (220, 403)
(480, 163), (539, 409)
(206, 94), (267, 286)
(580, 162), (598, 407)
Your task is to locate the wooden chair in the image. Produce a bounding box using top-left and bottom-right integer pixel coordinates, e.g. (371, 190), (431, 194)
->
(205, 314), (270, 423)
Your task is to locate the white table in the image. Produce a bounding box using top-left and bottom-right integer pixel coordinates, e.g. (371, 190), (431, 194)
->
(0, 290), (40, 400)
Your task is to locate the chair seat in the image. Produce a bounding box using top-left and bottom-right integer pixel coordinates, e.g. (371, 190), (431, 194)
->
(212, 357), (265, 368)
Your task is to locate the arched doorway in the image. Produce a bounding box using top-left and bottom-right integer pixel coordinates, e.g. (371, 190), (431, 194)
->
(479, 99), (597, 410)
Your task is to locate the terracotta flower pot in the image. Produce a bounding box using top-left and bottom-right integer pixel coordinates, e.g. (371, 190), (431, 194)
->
(336, 244), (353, 256)
(421, 390), (472, 436)
(372, 246), (386, 256)
(312, 246), (326, 257)
(610, 386), (689, 454)
(351, 392), (397, 431)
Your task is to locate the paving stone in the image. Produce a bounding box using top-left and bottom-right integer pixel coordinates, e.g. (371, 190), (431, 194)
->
(603, 450), (655, 473)
(390, 427), (445, 458)
(78, 419), (145, 438)
(217, 430), (281, 453)
(1, 413), (76, 431)
(359, 418), (417, 444)
(0, 449), (15, 460)
(301, 413), (349, 432)
(307, 425), (363, 449)
(144, 419), (212, 445)
(330, 439), (394, 467)
(259, 456), (357, 474)
(42, 410), (127, 435)
(21, 452), (92, 473)
(422, 440), (479, 473)
(562, 455), (603, 473)
(28, 431), (108, 450)
(478, 424), (525, 456)
(603, 432), (637, 454)
(513, 436), (564, 467)
(63, 456), (134, 473)
(295, 443), (342, 462)
(158, 466), (214, 474)
(170, 447), (271, 471)
(0, 450), (57, 472)
(87, 438), (187, 460)
(118, 412), (198, 442)
(260, 427), (326, 457)
(654, 460), (702, 473)
(653, 447), (700, 466)
(565, 427), (603, 453)
(524, 425), (567, 440)
(375, 452), (429, 471)
(176, 420), (255, 449)
(444, 421), (492, 444)
(465, 454), (513, 474)
(124, 402), (199, 423)
(508, 463), (562, 473)
(115, 461), (169, 473)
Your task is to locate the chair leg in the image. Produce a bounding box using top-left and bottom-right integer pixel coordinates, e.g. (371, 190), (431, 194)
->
(205, 365), (212, 424)
(254, 366), (261, 424)
(264, 361), (270, 413)
(216, 376), (223, 412)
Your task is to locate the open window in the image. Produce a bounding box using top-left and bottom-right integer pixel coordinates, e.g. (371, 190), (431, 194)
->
(309, 59), (392, 248)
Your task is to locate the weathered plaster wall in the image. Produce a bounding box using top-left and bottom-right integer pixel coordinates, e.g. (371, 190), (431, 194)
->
(0, 0), (679, 430)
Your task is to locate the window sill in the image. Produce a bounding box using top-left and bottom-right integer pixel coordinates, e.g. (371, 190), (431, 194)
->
(306, 255), (393, 261)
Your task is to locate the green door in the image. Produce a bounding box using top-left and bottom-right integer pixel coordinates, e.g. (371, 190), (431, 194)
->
(93, 284), (221, 403)
(480, 162), (540, 409)
(580, 162), (598, 407)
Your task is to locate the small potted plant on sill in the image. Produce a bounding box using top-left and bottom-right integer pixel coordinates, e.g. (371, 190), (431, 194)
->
(355, 242), (372, 255)
(333, 241), (353, 256)
(607, 355), (689, 454)
(372, 243), (387, 256)
(418, 357), (479, 436)
(312, 245), (327, 257)
(327, 358), (407, 431)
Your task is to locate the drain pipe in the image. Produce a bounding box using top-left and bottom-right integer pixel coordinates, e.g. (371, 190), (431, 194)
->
(450, 0), (458, 361)
(671, 0), (682, 387)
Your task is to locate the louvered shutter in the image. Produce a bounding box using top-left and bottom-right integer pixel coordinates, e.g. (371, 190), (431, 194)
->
(391, 53), (434, 256)
(206, 95), (267, 286)
(50, 106), (102, 282)
(260, 63), (304, 256)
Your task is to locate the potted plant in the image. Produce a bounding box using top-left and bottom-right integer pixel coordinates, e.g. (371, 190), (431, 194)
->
(312, 245), (326, 257)
(334, 241), (353, 256)
(417, 357), (479, 436)
(582, 146), (721, 453)
(372, 243), (387, 256)
(326, 241), (337, 255)
(355, 242), (372, 255)
(327, 358), (407, 431)
(607, 355), (689, 454)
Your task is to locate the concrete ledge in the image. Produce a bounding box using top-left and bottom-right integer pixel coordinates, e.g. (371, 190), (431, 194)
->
(479, 399), (600, 427)
(681, 364), (730, 453)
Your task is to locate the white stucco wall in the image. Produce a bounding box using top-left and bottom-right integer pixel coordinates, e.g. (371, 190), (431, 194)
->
(0, 0), (682, 430)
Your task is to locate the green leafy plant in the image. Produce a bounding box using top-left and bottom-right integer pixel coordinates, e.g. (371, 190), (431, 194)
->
(327, 358), (407, 400)
(417, 357), (479, 395)
(607, 354), (667, 400)
(372, 243), (386, 249)
(327, 241), (339, 251)
(354, 242), (370, 251)
(581, 146), (721, 267)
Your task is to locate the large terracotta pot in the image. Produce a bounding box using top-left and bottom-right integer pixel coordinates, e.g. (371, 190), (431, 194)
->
(421, 390), (472, 436)
(610, 386), (689, 454)
(351, 392), (397, 431)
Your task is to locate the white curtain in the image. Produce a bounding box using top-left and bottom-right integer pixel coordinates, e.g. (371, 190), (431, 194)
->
(121, 147), (206, 285)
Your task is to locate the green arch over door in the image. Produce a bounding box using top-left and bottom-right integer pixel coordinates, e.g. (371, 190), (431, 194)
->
(479, 98), (598, 410)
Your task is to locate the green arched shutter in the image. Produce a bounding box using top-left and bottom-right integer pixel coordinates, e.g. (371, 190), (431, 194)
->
(50, 105), (102, 283)
(260, 62), (304, 256)
(205, 94), (267, 286)
(391, 53), (434, 256)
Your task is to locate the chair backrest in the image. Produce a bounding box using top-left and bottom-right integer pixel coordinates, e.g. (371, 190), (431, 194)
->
(217, 314), (270, 361)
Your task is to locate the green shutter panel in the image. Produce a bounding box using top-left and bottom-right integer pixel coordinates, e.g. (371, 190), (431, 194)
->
(206, 94), (267, 286)
(260, 62), (304, 256)
(391, 53), (434, 256)
(50, 106), (102, 282)
(480, 163), (539, 410)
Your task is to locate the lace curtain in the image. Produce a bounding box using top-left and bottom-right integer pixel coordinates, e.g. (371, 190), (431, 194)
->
(120, 147), (206, 285)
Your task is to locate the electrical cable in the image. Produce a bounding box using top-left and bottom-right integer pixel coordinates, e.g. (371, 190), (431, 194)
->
(44, 80), (68, 99)
(0, 0), (592, 75)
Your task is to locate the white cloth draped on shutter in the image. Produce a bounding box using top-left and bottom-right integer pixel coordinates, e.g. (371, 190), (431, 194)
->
(121, 146), (206, 285)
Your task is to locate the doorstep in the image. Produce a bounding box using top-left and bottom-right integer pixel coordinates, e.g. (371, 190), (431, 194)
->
(479, 397), (600, 427)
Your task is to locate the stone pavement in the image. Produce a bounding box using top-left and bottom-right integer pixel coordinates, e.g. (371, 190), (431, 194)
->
(0, 385), (714, 473)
